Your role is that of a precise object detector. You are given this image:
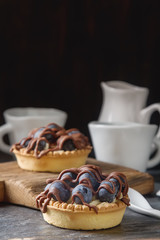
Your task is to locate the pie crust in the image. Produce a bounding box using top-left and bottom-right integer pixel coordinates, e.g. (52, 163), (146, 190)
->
(42, 198), (127, 230)
(12, 146), (92, 172)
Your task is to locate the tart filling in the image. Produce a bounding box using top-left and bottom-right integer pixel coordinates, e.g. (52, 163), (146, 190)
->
(46, 194), (127, 212)
(11, 123), (91, 158)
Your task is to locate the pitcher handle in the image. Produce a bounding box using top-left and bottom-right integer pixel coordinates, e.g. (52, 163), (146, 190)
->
(139, 103), (160, 138)
(0, 123), (13, 153)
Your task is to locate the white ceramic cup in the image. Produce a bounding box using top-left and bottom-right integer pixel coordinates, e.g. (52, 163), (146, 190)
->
(88, 121), (160, 172)
(0, 107), (68, 153)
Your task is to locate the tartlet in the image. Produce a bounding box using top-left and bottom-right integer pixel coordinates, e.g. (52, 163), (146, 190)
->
(36, 165), (130, 230)
(11, 123), (92, 172)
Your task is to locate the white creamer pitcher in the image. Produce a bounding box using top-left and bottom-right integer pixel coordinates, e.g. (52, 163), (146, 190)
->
(98, 81), (160, 131)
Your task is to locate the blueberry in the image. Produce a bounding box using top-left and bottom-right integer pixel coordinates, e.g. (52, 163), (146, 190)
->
(37, 140), (48, 151)
(60, 171), (77, 187)
(21, 139), (36, 150)
(98, 181), (117, 203)
(68, 130), (80, 136)
(34, 127), (45, 138)
(72, 184), (92, 204)
(34, 127), (55, 143)
(47, 123), (61, 129)
(20, 138), (30, 148)
(44, 183), (52, 191)
(109, 178), (120, 195)
(47, 181), (70, 202)
(79, 171), (100, 191)
(62, 139), (76, 151)
(42, 133), (55, 143)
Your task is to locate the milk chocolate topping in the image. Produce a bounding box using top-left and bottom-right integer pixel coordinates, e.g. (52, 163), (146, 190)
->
(10, 122), (91, 158)
(36, 165), (130, 213)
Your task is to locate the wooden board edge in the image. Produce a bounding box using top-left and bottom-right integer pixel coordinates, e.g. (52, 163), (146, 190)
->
(0, 181), (5, 202)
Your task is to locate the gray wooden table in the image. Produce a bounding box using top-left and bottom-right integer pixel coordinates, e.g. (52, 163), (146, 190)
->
(0, 154), (160, 240)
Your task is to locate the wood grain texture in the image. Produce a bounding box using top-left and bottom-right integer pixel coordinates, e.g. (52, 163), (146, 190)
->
(0, 159), (154, 209)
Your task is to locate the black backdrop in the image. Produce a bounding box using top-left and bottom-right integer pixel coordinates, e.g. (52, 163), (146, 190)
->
(0, 0), (160, 139)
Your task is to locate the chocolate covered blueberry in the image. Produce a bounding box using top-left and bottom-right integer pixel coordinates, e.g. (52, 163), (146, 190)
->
(47, 123), (62, 130)
(37, 139), (49, 151)
(42, 133), (55, 143)
(61, 139), (76, 151)
(78, 171), (100, 191)
(72, 184), (92, 205)
(60, 171), (77, 188)
(20, 138), (31, 148)
(34, 127), (45, 138)
(98, 180), (118, 203)
(67, 130), (80, 136)
(46, 181), (71, 203)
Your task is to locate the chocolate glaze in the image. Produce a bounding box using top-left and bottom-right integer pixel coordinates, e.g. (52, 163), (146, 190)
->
(78, 165), (106, 184)
(36, 165), (130, 213)
(98, 171), (130, 206)
(10, 122), (91, 158)
(98, 172), (129, 198)
(36, 179), (70, 213)
(71, 183), (98, 213)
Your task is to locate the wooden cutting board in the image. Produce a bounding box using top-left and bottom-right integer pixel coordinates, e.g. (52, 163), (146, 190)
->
(0, 159), (154, 209)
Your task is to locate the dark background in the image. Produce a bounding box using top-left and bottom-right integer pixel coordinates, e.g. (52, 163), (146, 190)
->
(0, 0), (160, 139)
